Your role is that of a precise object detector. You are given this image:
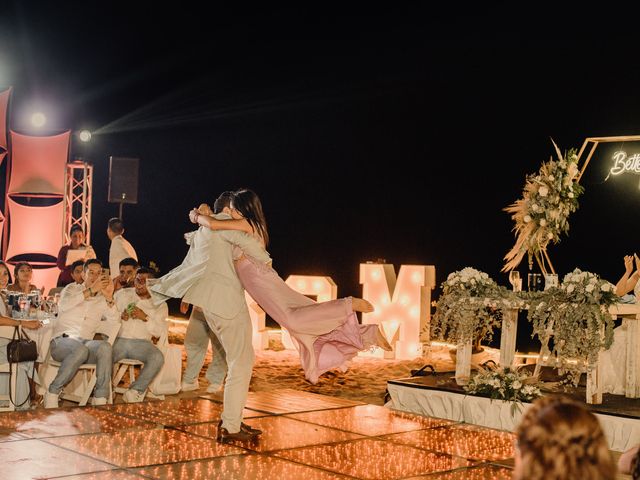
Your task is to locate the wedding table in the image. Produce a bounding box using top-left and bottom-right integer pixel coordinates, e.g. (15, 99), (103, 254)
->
(454, 301), (640, 404)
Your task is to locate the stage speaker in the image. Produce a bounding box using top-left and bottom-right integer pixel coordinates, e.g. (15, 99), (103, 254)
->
(108, 156), (139, 204)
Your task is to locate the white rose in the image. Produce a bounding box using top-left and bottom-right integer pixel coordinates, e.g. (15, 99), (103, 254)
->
(531, 203), (539, 212)
(539, 219), (547, 227)
(538, 186), (549, 197)
(548, 175), (555, 181)
(586, 284), (594, 293)
(566, 284), (575, 293)
(512, 381), (522, 389)
(601, 283), (611, 292)
(524, 215), (531, 223)
(568, 192), (574, 198)
(547, 232), (554, 239)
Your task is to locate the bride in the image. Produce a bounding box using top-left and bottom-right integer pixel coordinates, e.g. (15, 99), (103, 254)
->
(600, 254), (640, 395)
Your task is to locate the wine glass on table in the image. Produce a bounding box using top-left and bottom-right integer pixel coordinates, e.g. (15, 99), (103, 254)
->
(509, 270), (521, 292)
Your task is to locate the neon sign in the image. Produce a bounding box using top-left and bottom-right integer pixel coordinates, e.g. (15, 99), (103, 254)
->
(610, 150), (640, 176)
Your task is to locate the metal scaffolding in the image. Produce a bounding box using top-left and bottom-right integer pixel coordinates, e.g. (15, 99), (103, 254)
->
(64, 159), (93, 244)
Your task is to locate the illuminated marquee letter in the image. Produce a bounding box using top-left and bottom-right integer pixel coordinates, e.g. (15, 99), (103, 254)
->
(359, 263), (436, 360)
(245, 292), (268, 350)
(281, 275), (338, 349)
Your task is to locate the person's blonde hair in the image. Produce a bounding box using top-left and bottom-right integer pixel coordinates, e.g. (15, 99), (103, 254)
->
(515, 395), (616, 480)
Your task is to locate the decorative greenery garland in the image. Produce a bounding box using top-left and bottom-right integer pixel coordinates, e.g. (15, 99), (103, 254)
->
(432, 267), (619, 384)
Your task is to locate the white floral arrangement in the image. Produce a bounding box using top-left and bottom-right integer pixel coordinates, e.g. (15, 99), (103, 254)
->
(464, 365), (542, 409)
(503, 141), (584, 272)
(432, 267), (511, 345)
(561, 268), (616, 303)
(442, 267), (495, 296)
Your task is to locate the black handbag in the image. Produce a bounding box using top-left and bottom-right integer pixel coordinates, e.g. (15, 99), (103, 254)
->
(5, 326), (37, 408)
(7, 326), (38, 363)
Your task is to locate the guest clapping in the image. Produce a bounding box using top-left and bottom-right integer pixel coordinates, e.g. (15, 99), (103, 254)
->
(615, 254), (640, 297)
(514, 396), (616, 480)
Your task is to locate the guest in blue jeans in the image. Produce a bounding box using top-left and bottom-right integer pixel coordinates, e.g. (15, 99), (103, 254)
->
(45, 259), (118, 408)
(113, 267), (167, 403)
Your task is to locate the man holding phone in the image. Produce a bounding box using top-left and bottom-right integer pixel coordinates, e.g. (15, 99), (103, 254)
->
(44, 259), (119, 408)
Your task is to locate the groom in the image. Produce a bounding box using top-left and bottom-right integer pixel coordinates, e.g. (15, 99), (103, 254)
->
(182, 192), (270, 442)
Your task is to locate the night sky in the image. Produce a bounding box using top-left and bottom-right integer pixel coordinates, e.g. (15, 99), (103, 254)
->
(1, 4), (640, 320)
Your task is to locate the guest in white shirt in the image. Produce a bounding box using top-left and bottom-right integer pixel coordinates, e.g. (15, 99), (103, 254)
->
(113, 267), (167, 403)
(44, 259), (118, 408)
(107, 218), (138, 280)
(113, 257), (139, 294)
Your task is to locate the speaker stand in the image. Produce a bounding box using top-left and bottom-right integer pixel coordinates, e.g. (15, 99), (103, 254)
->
(118, 201), (124, 220)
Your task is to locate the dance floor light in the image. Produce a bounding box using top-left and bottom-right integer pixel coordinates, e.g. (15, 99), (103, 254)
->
(0, 391), (516, 479)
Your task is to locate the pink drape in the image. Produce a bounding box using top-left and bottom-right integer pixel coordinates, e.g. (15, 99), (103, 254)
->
(8, 131), (69, 195)
(5, 198), (63, 261)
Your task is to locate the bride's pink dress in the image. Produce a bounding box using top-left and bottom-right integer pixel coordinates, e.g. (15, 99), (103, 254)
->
(236, 256), (384, 384)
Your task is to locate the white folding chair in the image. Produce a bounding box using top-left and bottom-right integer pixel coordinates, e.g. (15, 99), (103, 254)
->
(43, 321), (121, 406)
(112, 325), (169, 400)
(0, 326), (19, 412)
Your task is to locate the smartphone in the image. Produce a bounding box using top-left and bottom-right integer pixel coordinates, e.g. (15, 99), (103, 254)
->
(102, 268), (110, 277)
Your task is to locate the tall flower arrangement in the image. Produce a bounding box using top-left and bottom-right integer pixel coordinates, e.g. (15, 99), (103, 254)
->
(431, 267), (511, 345)
(527, 268), (618, 384)
(503, 141), (584, 273)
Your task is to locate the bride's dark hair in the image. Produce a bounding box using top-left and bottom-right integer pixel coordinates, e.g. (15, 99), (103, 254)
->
(232, 188), (269, 246)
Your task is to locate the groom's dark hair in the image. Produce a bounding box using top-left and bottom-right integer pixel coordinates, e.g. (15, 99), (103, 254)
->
(213, 191), (234, 214)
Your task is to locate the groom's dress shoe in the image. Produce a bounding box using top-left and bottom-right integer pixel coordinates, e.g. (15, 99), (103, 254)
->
(217, 427), (260, 443)
(217, 420), (262, 436)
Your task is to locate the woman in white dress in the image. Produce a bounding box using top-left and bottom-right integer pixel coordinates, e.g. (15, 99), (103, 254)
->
(601, 254), (640, 394)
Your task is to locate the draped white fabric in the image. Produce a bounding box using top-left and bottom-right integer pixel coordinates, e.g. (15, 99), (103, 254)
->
(387, 382), (640, 452)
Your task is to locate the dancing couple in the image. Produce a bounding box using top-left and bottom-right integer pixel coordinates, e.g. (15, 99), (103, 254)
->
(150, 188), (391, 443)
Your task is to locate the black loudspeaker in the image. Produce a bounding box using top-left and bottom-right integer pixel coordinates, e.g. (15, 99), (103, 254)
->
(108, 156), (139, 204)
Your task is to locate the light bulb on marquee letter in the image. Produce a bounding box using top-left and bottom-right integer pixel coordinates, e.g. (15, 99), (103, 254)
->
(359, 263), (436, 360)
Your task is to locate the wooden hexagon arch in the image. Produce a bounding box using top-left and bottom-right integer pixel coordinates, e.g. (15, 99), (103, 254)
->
(536, 135), (640, 274)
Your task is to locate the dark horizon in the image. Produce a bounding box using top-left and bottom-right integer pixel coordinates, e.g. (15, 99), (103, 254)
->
(1, 4), (640, 317)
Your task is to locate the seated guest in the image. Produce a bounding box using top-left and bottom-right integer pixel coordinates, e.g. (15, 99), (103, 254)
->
(0, 261), (12, 290)
(56, 226), (96, 287)
(44, 259), (118, 408)
(0, 314), (41, 410)
(113, 257), (139, 293)
(514, 395), (616, 480)
(7, 262), (41, 294)
(69, 259), (86, 285)
(618, 445), (640, 478)
(113, 267), (167, 403)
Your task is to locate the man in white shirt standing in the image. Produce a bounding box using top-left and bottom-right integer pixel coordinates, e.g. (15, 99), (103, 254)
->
(44, 259), (118, 408)
(113, 267), (167, 403)
(107, 217), (138, 280)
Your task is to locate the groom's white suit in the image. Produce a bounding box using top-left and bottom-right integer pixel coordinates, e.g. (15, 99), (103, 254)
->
(182, 212), (271, 433)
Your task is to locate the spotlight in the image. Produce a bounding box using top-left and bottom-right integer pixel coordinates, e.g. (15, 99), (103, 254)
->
(79, 130), (92, 142)
(31, 112), (46, 128)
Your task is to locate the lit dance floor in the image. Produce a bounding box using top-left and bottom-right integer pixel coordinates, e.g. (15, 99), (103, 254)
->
(0, 389), (516, 479)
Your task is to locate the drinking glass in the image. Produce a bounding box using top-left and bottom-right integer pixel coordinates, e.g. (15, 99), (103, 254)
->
(18, 295), (30, 319)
